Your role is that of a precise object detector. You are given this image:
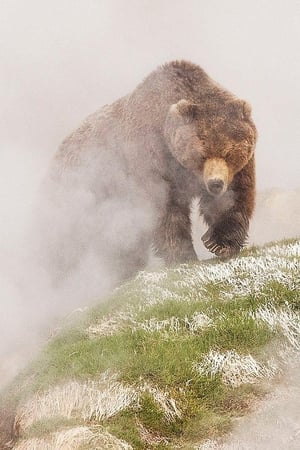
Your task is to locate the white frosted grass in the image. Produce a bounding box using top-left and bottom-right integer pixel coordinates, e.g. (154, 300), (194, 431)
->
(194, 440), (219, 450)
(14, 427), (94, 450)
(136, 270), (168, 284)
(18, 372), (138, 431)
(134, 312), (212, 334)
(189, 312), (213, 331)
(87, 311), (212, 338)
(137, 285), (182, 307)
(86, 311), (134, 338)
(141, 383), (182, 422)
(85, 240), (299, 339)
(137, 422), (169, 445)
(174, 256), (297, 297)
(252, 305), (300, 350)
(262, 240), (300, 258)
(136, 316), (181, 333)
(194, 350), (277, 387)
(17, 373), (182, 435)
(14, 426), (133, 450)
(136, 241), (299, 307)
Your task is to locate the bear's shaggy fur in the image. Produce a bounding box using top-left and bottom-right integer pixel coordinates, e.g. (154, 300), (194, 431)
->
(47, 60), (256, 281)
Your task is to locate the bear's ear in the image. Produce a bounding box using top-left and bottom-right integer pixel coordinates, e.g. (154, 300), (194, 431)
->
(169, 99), (198, 122)
(227, 99), (252, 120)
(241, 101), (252, 120)
(233, 99), (252, 119)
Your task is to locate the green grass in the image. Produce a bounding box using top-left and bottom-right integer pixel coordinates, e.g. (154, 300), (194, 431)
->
(1, 238), (299, 449)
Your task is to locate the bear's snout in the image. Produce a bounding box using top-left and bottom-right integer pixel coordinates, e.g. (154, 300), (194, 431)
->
(203, 158), (230, 196)
(207, 179), (224, 196)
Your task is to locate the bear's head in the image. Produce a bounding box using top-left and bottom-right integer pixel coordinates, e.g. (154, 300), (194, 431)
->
(164, 98), (257, 196)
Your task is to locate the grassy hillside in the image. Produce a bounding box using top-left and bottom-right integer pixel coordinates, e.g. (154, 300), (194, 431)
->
(1, 239), (299, 449)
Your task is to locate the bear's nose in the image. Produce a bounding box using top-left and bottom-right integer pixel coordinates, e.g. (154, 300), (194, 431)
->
(207, 179), (224, 195)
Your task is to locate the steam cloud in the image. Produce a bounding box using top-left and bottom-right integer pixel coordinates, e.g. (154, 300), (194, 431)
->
(0, 136), (159, 388)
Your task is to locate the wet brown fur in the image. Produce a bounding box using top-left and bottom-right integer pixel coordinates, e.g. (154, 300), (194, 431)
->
(51, 60), (257, 273)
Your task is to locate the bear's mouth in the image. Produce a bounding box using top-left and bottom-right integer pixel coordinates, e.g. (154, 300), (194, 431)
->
(203, 158), (229, 196)
(206, 178), (225, 196)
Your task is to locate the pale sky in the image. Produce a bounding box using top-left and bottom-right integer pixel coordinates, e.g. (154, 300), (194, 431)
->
(1, 0), (299, 190)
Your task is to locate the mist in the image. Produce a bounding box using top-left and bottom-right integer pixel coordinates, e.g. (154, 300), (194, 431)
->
(0, 0), (299, 397)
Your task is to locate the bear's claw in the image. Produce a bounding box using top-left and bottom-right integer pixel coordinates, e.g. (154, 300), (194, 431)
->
(201, 233), (235, 258)
(201, 225), (244, 258)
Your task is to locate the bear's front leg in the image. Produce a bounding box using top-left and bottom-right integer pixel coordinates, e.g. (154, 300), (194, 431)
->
(201, 156), (255, 258)
(201, 211), (249, 258)
(154, 202), (198, 266)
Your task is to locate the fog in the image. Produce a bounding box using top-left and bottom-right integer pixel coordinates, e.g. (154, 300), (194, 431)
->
(0, 0), (299, 398)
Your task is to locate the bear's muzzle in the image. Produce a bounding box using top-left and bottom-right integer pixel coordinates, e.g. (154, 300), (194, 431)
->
(203, 158), (230, 196)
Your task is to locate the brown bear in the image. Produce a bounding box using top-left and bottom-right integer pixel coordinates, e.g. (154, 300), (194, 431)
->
(43, 60), (256, 283)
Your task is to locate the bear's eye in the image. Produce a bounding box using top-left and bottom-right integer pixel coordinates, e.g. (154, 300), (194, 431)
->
(222, 146), (232, 158)
(197, 138), (207, 149)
